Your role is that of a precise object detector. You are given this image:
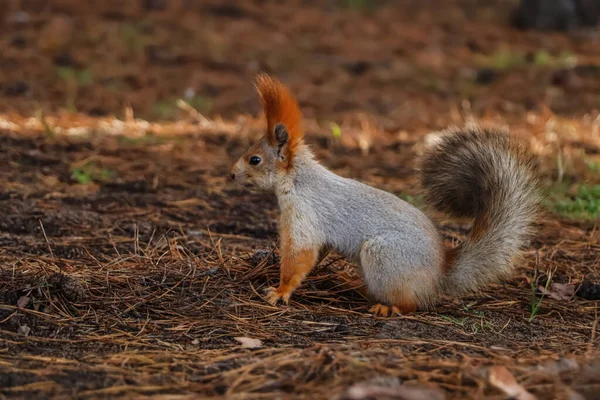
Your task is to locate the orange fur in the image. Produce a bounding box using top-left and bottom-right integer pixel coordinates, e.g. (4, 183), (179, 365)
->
(386, 292), (418, 314)
(255, 74), (304, 164)
(369, 304), (400, 317)
(367, 284), (419, 316)
(470, 213), (489, 242)
(371, 279), (420, 315)
(369, 301), (417, 316)
(442, 246), (460, 274)
(265, 219), (318, 305)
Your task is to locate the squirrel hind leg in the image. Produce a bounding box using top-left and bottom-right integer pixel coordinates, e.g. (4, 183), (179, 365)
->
(359, 233), (442, 315)
(369, 303), (414, 317)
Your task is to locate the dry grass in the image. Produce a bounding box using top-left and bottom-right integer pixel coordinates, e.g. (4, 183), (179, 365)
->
(0, 112), (598, 399)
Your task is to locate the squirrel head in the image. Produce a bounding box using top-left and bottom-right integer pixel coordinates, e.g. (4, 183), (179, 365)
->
(230, 74), (304, 192)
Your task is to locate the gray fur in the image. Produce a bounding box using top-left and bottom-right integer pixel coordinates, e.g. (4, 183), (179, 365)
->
(277, 148), (444, 309)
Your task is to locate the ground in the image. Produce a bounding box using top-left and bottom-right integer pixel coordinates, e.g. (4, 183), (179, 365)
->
(0, 1), (599, 399)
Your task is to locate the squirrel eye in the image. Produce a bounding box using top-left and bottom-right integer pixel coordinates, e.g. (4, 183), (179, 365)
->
(249, 156), (261, 166)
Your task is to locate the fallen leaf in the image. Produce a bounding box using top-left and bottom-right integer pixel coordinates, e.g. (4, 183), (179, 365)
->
(489, 366), (536, 400)
(17, 296), (30, 308)
(535, 357), (579, 375)
(551, 282), (576, 298)
(17, 324), (31, 336)
(234, 337), (262, 349)
(537, 282), (577, 301)
(344, 377), (445, 400)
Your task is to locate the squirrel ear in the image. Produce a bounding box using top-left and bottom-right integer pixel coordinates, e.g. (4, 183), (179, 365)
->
(274, 124), (289, 149)
(255, 74), (303, 165)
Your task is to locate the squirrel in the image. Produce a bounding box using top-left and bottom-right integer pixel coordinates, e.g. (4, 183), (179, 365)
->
(230, 73), (541, 316)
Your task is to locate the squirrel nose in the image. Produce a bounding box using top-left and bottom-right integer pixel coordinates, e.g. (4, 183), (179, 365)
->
(230, 173), (235, 180)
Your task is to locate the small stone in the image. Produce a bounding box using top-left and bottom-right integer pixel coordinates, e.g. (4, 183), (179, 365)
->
(10, 35), (27, 48)
(53, 52), (77, 67)
(475, 68), (497, 85)
(48, 273), (86, 302)
(17, 296), (30, 308)
(4, 81), (29, 97)
(342, 60), (371, 76)
(143, 0), (167, 11)
(88, 107), (108, 117)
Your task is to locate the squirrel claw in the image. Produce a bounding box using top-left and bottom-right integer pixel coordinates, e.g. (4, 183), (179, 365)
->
(264, 286), (290, 306)
(369, 304), (402, 317)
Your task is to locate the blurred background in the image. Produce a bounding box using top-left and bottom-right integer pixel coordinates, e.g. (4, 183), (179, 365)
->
(0, 0), (598, 128)
(0, 0), (598, 220)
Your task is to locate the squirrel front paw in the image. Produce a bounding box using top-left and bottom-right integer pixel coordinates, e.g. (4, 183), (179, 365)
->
(264, 286), (292, 305)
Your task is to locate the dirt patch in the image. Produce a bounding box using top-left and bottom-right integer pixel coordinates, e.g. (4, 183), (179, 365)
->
(0, 129), (597, 399)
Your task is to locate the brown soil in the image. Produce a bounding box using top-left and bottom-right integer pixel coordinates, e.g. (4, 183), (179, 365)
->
(0, 1), (599, 399)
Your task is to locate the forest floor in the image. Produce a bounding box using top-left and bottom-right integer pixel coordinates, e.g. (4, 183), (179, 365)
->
(0, 1), (599, 399)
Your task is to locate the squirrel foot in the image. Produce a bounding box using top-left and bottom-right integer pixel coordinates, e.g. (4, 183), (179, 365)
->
(369, 304), (402, 317)
(264, 286), (291, 305)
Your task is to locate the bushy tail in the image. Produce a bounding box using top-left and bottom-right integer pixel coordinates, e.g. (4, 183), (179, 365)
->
(421, 127), (541, 296)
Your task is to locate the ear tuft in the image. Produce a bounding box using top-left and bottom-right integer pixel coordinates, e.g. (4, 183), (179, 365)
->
(255, 74), (303, 160)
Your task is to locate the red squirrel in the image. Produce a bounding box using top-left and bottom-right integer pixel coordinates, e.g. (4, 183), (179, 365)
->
(231, 74), (541, 316)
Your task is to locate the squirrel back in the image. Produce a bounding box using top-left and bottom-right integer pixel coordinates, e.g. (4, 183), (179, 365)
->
(421, 127), (542, 296)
